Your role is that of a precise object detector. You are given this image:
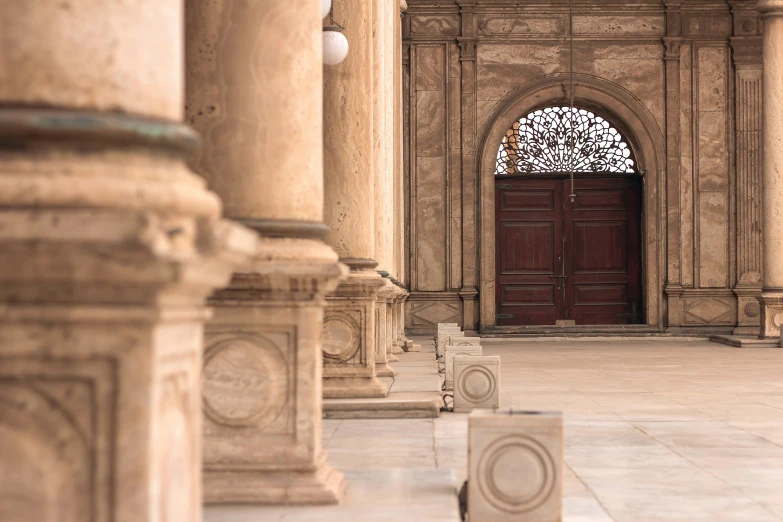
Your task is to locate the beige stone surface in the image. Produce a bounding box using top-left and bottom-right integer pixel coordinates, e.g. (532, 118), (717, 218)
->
(468, 410), (564, 522)
(186, 0), (324, 223)
(0, 0), (185, 119)
(453, 355), (501, 413)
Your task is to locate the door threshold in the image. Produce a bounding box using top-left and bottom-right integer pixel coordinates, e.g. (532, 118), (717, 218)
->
(480, 325), (695, 338)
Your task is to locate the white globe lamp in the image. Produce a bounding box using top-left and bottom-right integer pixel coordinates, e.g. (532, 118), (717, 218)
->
(323, 27), (349, 66)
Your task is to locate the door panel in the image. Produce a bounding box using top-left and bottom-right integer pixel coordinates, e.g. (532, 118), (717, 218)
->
(564, 177), (643, 325)
(496, 179), (562, 326)
(496, 176), (643, 326)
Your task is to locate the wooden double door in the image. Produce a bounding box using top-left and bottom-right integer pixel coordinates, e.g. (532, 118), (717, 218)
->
(495, 176), (643, 326)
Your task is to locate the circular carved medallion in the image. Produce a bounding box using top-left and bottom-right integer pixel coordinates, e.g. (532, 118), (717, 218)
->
(323, 314), (360, 363)
(458, 366), (496, 403)
(744, 302), (760, 319)
(203, 336), (288, 426)
(477, 435), (556, 514)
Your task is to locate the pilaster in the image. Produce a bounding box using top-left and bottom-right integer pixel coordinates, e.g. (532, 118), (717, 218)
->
(731, 1), (764, 335)
(664, 0), (685, 329)
(458, 0), (479, 331)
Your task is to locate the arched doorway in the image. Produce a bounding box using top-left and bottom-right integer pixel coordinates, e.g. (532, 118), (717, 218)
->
(494, 106), (643, 326)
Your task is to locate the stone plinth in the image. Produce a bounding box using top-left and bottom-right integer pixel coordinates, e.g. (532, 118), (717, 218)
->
(468, 410), (564, 522)
(453, 356), (501, 413)
(323, 266), (388, 398)
(203, 238), (347, 504)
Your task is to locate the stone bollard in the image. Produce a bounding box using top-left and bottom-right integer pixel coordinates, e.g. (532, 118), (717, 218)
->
(468, 410), (563, 522)
(444, 343), (483, 390)
(453, 355), (500, 412)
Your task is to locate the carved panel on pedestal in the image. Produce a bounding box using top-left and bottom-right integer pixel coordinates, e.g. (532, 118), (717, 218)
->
(323, 310), (363, 365)
(0, 358), (115, 522)
(203, 335), (289, 427)
(203, 327), (297, 466)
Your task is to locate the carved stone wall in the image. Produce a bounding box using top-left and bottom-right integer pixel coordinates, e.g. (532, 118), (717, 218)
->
(403, 0), (763, 334)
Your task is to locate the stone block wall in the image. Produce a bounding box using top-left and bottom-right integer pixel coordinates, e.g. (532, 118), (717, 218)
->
(403, 0), (762, 334)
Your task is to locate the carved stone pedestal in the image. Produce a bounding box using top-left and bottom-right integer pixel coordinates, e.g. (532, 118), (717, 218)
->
(323, 266), (388, 398)
(203, 238), (347, 504)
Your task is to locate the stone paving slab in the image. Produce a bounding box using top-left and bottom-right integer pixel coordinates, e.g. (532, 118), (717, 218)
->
(205, 468), (461, 522)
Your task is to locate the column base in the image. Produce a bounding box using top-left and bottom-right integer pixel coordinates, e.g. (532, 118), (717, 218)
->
(323, 376), (389, 398)
(391, 342), (405, 354)
(759, 291), (783, 338)
(205, 458), (346, 505)
(375, 362), (397, 377)
(388, 352), (400, 362)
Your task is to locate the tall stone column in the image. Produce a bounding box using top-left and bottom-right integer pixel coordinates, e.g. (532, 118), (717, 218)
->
(186, 0), (346, 503)
(323, 0), (388, 398)
(0, 1), (247, 521)
(373, 0), (396, 373)
(731, 1), (764, 335)
(758, 0), (783, 338)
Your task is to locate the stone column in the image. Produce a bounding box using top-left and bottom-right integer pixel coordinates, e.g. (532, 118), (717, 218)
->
(732, 2), (764, 335)
(373, 0), (396, 371)
(758, 0), (783, 338)
(0, 1), (247, 521)
(323, 0), (388, 398)
(186, 0), (346, 503)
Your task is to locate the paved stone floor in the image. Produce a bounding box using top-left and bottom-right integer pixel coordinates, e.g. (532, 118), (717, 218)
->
(207, 338), (783, 522)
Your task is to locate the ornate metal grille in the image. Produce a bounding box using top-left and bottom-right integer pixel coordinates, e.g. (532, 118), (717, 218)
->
(495, 106), (636, 175)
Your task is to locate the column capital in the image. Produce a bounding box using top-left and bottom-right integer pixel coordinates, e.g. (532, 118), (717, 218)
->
(457, 37), (478, 62)
(663, 37), (682, 61)
(731, 36), (764, 65)
(758, 0), (783, 15)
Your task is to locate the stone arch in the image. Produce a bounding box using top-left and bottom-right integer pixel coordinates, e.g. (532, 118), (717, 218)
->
(476, 73), (666, 331)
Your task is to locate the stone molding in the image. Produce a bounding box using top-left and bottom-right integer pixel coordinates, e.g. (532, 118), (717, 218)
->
(475, 73), (665, 332)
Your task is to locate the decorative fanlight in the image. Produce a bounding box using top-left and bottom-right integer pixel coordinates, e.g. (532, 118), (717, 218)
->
(323, 3), (349, 66)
